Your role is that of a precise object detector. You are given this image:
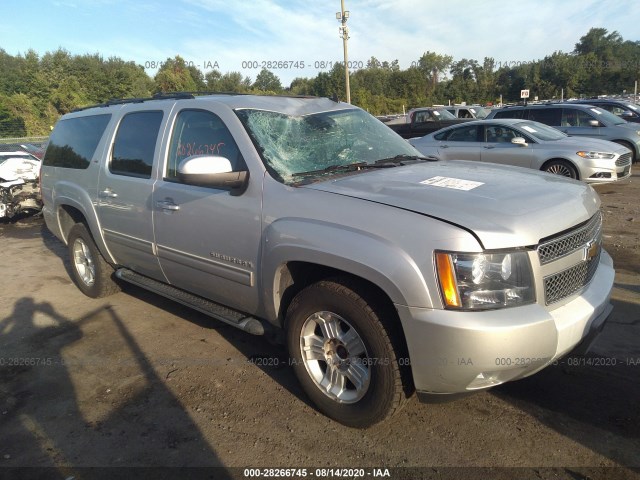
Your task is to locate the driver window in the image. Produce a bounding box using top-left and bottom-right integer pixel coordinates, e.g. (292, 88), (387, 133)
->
(485, 126), (518, 143)
(414, 111), (433, 123)
(446, 125), (479, 142)
(575, 110), (597, 127)
(167, 109), (241, 180)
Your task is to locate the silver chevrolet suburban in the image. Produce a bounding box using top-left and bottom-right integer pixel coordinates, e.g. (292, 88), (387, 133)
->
(40, 93), (614, 428)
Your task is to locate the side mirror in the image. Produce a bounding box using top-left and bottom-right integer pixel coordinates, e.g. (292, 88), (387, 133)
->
(511, 137), (528, 146)
(177, 155), (249, 194)
(619, 111), (634, 118)
(588, 120), (600, 127)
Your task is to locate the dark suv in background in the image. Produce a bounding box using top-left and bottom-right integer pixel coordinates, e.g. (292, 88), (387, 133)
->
(486, 103), (640, 161)
(567, 98), (640, 123)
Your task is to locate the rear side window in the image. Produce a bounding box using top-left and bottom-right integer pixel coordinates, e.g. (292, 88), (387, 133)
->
(527, 108), (561, 126)
(43, 114), (111, 169)
(492, 109), (523, 119)
(110, 111), (163, 178)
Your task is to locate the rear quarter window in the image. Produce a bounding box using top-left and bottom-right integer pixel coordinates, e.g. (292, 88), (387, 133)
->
(527, 108), (561, 126)
(492, 109), (523, 119)
(43, 114), (112, 169)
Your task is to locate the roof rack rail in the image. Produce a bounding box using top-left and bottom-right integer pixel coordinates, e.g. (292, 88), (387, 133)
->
(72, 92), (197, 112)
(71, 91), (324, 113)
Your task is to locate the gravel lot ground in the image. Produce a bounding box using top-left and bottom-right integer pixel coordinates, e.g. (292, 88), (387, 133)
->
(0, 173), (639, 480)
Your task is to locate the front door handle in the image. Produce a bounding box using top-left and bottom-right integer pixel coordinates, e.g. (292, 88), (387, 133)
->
(440, 144), (449, 149)
(483, 145), (495, 149)
(156, 200), (180, 211)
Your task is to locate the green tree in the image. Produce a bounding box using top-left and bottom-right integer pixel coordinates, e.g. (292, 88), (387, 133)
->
(0, 96), (26, 137)
(417, 51), (453, 90)
(253, 68), (282, 93)
(154, 56), (197, 92)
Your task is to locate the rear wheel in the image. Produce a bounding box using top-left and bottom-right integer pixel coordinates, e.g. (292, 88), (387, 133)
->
(68, 223), (120, 298)
(543, 160), (578, 179)
(286, 279), (409, 428)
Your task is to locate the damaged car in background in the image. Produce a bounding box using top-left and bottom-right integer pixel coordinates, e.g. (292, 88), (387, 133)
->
(0, 151), (42, 219)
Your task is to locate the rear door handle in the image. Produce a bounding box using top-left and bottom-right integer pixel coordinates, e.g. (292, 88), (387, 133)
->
(440, 144), (449, 149)
(100, 189), (118, 198)
(483, 145), (495, 149)
(156, 200), (180, 211)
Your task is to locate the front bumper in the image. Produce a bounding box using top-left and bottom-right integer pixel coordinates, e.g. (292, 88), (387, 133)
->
(581, 159), (632, 183)
(396, 250), (615, 397)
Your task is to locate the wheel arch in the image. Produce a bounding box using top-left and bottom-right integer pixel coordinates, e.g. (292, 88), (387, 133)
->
(610, 139), (637, 160)
(53, 196), (115, 264)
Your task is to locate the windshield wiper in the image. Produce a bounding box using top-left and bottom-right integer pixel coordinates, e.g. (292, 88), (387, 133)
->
(374, 154), (438, 166)
(292, 161), (386, 178)
(291, 155), (437, 181)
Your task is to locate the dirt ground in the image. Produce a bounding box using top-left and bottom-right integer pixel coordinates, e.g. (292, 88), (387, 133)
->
(0, 173), (639, 480)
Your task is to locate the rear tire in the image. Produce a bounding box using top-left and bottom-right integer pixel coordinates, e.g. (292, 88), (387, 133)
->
(543, 159), (578, 179)
(68, 223), (120, 298)
(286, 279), (409, 428)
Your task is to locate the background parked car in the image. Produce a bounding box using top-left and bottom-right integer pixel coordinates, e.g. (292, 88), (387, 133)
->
(409, 119), (632, 183)
(387, 107), (471, 138)
(0, 151), (42, 218)
(486, 103), (640, 161)
(445, 105), (491, 119)
(567, 98), (640, 123)
(0, 151), (41, 182)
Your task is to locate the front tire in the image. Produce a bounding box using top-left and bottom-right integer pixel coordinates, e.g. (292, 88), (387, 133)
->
(286, 279), (409, 428)
(68, 223), (120, 298)
(543, 159), (578, 179)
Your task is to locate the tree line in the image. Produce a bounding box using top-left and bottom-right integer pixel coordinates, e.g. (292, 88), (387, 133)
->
(1, 28), (638, 137)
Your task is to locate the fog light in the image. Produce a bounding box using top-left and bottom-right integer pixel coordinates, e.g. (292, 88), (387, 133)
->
(589, 172), (611, 179)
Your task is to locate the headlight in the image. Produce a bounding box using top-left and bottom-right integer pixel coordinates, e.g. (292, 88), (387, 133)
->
(576, 151), (615, 159)
(435, 251), (535, 310)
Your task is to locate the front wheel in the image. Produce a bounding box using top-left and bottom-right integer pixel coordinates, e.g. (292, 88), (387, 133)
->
(67, 223), (120, 298)
(543, 160), (578, 179)
(286, 279), (409, 428)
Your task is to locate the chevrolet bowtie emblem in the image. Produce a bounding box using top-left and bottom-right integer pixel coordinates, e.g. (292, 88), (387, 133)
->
(584, 240), (600, 261)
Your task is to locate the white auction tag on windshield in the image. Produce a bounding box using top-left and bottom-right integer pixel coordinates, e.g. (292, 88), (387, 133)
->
(420, 176), (484, 190)
(521, 125), (537, 133)
(591, 108), (603, 114)
(433, 111), (440, 116)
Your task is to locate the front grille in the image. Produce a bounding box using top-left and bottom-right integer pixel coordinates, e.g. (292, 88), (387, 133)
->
(543, 247), (601, 305)
(616, 152), (632, 167)
(537, 212), (602, 265)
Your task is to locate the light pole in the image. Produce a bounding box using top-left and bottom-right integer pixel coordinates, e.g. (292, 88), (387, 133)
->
(336, 1), (351, 103)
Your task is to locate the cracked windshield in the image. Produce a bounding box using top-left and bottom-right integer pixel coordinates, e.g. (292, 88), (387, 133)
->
(236, 108), (418, 184)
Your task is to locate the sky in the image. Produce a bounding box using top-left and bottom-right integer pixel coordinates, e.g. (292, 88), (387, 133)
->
(1, 0), (639, 86)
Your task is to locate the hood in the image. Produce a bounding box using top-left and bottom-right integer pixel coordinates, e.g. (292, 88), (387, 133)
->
(304, 161), (600, 250)
(555, 136), (631, 153)
(617, 122), (640, 136)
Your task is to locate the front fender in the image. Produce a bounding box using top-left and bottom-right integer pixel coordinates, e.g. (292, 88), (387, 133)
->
(261, 218), (434, 324)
